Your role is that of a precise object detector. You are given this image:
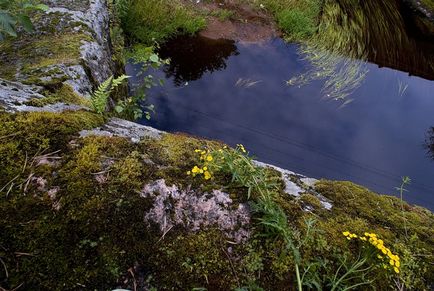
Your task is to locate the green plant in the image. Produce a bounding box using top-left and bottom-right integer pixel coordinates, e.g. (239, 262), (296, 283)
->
(114, 45), (168, 120)
(189, 144), (309, 290)
(209, 9), (235, 21)
(188, 144), (278, 198)
(396, 176), (411, 239)
(249, 0), (321, 40)
(119, 0), (206, 44)
(0, 0), (48, 40)
(90, 75), (130, 114)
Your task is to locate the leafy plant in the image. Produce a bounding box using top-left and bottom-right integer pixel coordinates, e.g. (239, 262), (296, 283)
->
(114, 45), (168, 120)
(0, 0), (48, 40)
(90, 75), (130, 114)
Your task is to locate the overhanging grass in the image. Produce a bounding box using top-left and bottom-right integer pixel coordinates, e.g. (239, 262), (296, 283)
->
(120, 0), (206, 45)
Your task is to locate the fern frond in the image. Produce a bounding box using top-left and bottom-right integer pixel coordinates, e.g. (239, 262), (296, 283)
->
(90, 75), (129, 114)
(111, 74), (130, 89)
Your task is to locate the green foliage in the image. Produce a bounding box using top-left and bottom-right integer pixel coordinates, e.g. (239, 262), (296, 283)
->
(277, 6), (318, 40)
(119, 0), (206, 44)
(115, 45), (168, 120)
(0, 0), (48, 40)
(250, 0), (321, 40)
(90, 74), (129, 114)
(209, 9), (235, 21)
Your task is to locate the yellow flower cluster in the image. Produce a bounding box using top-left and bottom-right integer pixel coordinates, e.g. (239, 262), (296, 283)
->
(186, 149), (213, 180)
(236, 144), (247, 153)
(342, 231), (401, 274)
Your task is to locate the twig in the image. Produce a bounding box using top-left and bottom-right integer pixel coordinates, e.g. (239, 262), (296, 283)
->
(128, 268), (137, 291)
(157, 224), (173, 243)
(23, 173), (34, 193)
(0, 132), (21, 140)
(0, 175), (19, 193)
(0, 257), (8, 278)
(221, 247), (239, 286)
(13, 252), (34, 257)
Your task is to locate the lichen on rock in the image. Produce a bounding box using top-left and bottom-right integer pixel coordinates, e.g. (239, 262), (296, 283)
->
(142, 179), (251, 243)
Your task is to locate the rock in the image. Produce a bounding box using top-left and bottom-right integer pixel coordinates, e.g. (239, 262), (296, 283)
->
(80, 118), (164, 142)
(254, 160), (333, 210)
(0, 0), (114, 107)
(141, 179), (251, 243)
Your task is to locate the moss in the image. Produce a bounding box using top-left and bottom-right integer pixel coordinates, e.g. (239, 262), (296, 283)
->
(111, 150), (147, 190)
(140, 134), (221, 187)
(1, 110), (433, 290)
(299, 193), (322, 209)
(151, 229), (239, 289)
(315, 180), (434, 242)
(0, 111), (104, 188)
(0, 33), (91, 83)
(310, 180), (434, 288)
(25, 84), (91, 107)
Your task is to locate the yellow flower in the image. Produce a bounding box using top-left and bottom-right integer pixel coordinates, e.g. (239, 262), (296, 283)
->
(377, 255), (383, 259)
(206, 155), (213, 161)
(195, 149), (201, 153)
(389, 260), (395, 266)
(394, 267), (400, 274)
(381, 248), (387, 254)
(395, 261), (400, 268)
(204, 171), (211, 180)
(342, 231), (350, 236)
(203, 166), (208, 171)
(192, 166), (200, 173)
(237, 144), (247, 153)
(187, 171), (191, 175)
(199, 169), (204, 174)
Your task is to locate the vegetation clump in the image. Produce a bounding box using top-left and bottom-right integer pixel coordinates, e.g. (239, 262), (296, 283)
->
(117, 0), (206, 45)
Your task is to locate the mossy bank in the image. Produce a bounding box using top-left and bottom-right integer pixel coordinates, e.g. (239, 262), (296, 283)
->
(0, 110), (433, 290)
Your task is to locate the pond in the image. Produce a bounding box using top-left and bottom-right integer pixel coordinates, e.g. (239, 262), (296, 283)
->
(126, 35), (434, 211)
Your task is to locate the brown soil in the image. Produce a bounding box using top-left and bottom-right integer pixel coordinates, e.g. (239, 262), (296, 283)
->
(185, 0), (279, 42)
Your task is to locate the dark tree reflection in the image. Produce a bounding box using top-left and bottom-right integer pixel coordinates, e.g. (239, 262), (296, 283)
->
(158, 35), (239, 86)
(424, 127), (434, 160)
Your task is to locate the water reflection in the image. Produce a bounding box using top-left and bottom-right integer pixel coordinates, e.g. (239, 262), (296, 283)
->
(288, 0), (434, 102)
(424, 127), (434, 161)
(157, 36), (239, 86)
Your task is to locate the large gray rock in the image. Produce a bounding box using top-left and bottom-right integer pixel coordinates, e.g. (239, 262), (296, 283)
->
(0, 0), (114, 109)
(80, 118), (164, 142)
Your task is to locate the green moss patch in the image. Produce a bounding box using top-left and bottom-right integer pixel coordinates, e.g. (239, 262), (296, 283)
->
(25, 84), (91, 107)
(0, 33), (91, 83)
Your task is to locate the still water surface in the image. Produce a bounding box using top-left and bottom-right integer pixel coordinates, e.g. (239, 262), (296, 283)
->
(126, 37), (434, 210)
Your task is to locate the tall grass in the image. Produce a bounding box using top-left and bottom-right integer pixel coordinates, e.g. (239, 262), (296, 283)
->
(119, 0), (206, 45)
(250, 0), (322, 40)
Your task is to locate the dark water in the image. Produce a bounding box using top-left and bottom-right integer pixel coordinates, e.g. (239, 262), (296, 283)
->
(126, 36), (434, 210)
